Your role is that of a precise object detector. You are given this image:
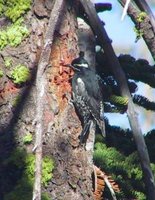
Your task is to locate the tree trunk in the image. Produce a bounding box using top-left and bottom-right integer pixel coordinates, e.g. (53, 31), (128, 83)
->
(0, 0), (94, 199)
(43, 2), (94, 199)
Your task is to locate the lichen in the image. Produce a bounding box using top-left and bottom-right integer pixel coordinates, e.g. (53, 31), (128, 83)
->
(137, 12), (147, 23)
(133, 27), (144, 41)
(10, 64), (30, 84)
(23, 132), (33, 144)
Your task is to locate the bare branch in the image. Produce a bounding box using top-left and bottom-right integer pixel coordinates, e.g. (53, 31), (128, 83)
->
(94, 166), (118, 200)
(79, 0), (155, 199)
(119, 0), (155, 60)
(32, 1), (65, 200)
(134, 0), (155, 33)
(121, 0), (131, 21)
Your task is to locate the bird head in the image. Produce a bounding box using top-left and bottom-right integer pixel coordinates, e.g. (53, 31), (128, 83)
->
(71, 51), (89, 71)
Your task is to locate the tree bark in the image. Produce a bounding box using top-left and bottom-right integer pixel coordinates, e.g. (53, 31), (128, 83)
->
(119, 0), (155, 60)
(0, 0), (95, 199)
(134, 0), (155, 33)
(40, 1), (94, 199)
(32, 1), (65, 200)
(79, 0), (155, 199)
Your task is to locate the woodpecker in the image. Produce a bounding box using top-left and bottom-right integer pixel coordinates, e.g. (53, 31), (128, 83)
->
(70, 51), (105, 143)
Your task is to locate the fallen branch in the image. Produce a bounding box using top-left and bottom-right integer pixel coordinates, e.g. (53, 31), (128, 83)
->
(94, 166), (119, 200)
(32, 1), (65, 200)
(79, 0), (155, 199)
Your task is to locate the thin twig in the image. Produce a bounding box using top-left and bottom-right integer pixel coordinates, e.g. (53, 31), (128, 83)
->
(32, 1), (65, 200)
(94, 166), (117, 200)
(121, 0), (131, 21)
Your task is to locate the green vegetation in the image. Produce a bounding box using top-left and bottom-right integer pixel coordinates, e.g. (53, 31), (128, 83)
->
(3, 149), (54, 200)
(0, 1), (3, 16)
(5, 0), (31, 22)
(137, 12), (147, 23)
(0, 18), (29, 50)
(12, 95), (21, 107)
(94, 141), (146, 199)
(134, 27), (144, 41)
(25, 154), (55, 187)
(10, 64), (30, 84)
(0, 0), (31, 49)
(133, 12), (147, 42)
(4, 57), (12, 68)
(23, 133), (33, 144)
(0, 0), (31, 22)
(0, 69), (4, 77)
(42, 157), (55, 187)
(93, 131), (155, 199)
(110, 95), (128, 106)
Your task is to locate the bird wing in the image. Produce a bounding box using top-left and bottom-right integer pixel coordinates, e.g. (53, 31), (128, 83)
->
(76, 75), (105, 136)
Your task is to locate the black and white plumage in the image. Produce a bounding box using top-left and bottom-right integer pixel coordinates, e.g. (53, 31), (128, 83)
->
(71, 52), (105, 143)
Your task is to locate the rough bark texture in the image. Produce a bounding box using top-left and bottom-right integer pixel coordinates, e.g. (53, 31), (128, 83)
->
(33, 1), (65, 199)
(79, 0), (155, 199)
(0, 0), (94, 199)
(134, 0), (155, 32)
(42, 2), (94, 198)
(119, 0), (155, 60)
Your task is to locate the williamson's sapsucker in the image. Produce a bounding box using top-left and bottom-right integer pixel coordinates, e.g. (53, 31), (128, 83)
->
(70, 51), (105, 143)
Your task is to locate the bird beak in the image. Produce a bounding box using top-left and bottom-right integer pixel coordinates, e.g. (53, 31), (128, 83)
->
(63, 64), (80, 71)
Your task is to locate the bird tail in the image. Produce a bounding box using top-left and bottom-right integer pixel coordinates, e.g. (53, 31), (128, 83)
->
(79, 120), (91, 144)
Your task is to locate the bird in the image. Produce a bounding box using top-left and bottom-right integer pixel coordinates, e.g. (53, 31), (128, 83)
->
(70, 51), (105, 143)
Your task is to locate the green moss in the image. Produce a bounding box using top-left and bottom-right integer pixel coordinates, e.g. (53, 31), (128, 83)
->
(25, 154), (55, 186)
(0, 30), (8, 49)
(23, 133), (33, 144)
(24, 154), (35, 184)
(12, 95), (21, 107)
(42, 157), (55, 187)
(0, 69), (4, 77)
(10, 64), (30, 84)
(5, 0), (31, 22)
(42, 193), (51, 200)
(3, 149), (54, 200)
(4, 57), (12, 68)
(0, 0), (5, 16)
(0, 18), (29, 50)
(0, 0), (31, 22)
